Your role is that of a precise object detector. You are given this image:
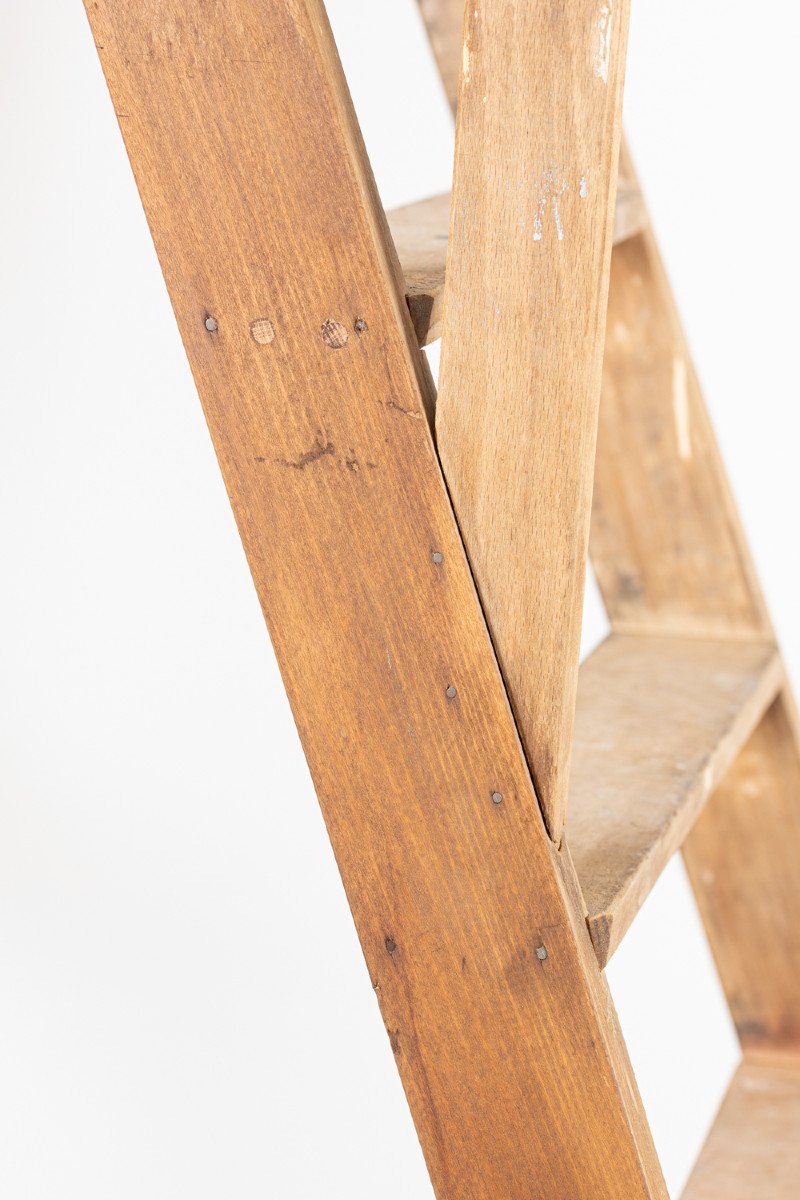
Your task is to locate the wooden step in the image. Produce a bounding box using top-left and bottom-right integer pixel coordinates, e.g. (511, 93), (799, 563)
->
(682, 1054), (800, 1198)
(388, 176), (646, 346)
(567, 635), (783, 966)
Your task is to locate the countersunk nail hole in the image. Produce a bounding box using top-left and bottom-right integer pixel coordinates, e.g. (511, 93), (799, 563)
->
(445, 685), (457, 700)
(321, 319), (349, 349)
(204, 315), (218, 332)
(354, 317), (368, 334)
(536, 945), (548, 961)
(385, 936), (397, 956)
(250, 317), (275, 345)
(491, 791), (503, 805)
(432, 551), (444, 564)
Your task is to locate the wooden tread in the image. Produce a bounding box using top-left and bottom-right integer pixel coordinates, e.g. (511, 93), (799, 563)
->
(567, 635), (783, 966)
(388, 176), (646, 346)
(682, 1054), (800, 1198)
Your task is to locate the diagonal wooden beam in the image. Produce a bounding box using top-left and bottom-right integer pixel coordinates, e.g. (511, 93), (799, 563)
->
(83, 2), (666, 1197)
(592, 146), (800, 1052)
(436, 0), (631, 842)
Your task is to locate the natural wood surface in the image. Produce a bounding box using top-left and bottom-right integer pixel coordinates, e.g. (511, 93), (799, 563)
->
(388, 181), (647, 346)
(681, 1053), (800, 1199)
(567, 635), (783, 965)
(592, 144), (770, 639)
(83, 3), (666, 1197)
(589, 145), (800, 1051)
(684, 696), (800, 1048)
(417, 0), (465, 112)
(436, 0), (631, 842)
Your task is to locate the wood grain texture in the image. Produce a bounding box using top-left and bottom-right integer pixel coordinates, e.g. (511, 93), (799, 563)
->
(684, 697), (800, 1049)
(567, 635), (783, 965)
(437, 0), (631, 842)
(417, 0), (465, 112)
(591, 145), (800, 1051)
(83, 3), (666, 1197)
(388, 181), (647, 347)
(681, 1053), (800, 1199)
(592, 145), (770, 640)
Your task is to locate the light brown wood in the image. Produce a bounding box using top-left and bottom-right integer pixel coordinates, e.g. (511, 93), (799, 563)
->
(388, 181), (648, 347)
(417, 0), (465, 112)
(83, 3), (666, 1197)
(588, 143), (800, 1052)
(681, 1053), (800, 1199)
(437, 0), (631, 842)
(684, 697), (800, 1049)
(387, 192), (450, 348)
(592, 142), (770, 640)
(567, 635), (783, 965)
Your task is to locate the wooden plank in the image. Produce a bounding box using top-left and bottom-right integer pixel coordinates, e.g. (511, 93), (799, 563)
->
(437, 0), (631, 842)
(684, 696), (800, 1048)
(417, 0), (465, 112)
(681, 1053), (800, 1199)
(589, 144), (800, 1048)
(567, 635), (783, 965)
(83, 3), (666, 1197)
(387, 192), (450, 348)
(387, 182), (648, 347)
(592, 144), (770, 639)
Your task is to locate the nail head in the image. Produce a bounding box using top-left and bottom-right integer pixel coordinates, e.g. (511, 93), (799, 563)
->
(204, 315), (218, 332)
(445, 685), (457, 700)
(432, 551), (444, 565)
(491, 791), (503, 805)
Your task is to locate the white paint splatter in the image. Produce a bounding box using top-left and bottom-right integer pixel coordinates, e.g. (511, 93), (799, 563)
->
(552, 194), (564, 241)
(595, 2), (613, 84)
(533, 191), (547, 241)
(533, 172), (569, 241)
(673, 356), (692, 461)
(462, 41), (471, 83)
(580, 175), (588, 199)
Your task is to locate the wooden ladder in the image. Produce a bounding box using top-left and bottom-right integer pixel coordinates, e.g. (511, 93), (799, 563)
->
(83, 2), (800, 1196)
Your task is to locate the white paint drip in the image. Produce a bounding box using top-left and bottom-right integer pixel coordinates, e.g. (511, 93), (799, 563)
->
(595, 2), (613, 84)
(462, 41), (471, 84)
(534, 172), (569, 242)
(673, 356), (692, 461)
(580, 175), (588, 199)
(552, 194), (564, 241)
(533, 191), (547, 241)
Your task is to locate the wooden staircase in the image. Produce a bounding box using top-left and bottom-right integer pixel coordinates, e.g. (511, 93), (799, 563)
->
(81, 0), (800, 1196)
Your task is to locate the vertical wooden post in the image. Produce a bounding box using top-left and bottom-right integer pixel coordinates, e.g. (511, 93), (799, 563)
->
(437, 0), (630, 842)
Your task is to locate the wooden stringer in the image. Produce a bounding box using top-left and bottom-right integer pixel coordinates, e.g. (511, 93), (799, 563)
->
(81, 1), (800, 1197)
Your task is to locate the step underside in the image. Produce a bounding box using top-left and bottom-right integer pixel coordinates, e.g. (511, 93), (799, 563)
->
(682, 1055), (800, 1199)
(567, 635), (783, 965)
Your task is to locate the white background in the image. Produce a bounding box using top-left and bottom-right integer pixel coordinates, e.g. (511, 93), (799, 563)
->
(1, 2), (798, 1197)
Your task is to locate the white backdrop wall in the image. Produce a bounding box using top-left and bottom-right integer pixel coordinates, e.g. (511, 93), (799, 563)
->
(1, 3), (798, 1197)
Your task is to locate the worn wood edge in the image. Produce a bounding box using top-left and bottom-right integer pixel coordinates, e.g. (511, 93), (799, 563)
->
(583, 643), (784, 966)
(387, 180), (647, 348)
